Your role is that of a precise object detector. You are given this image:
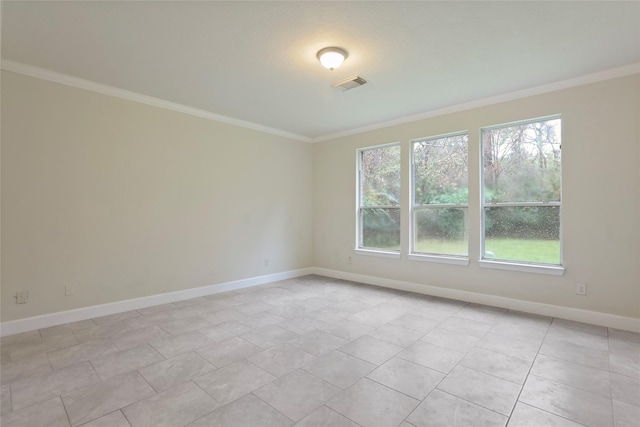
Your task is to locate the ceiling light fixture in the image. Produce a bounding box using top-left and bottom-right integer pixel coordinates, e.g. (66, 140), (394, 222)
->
(317, 47), (348, 70)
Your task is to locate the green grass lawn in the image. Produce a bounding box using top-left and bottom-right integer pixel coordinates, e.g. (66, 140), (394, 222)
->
(413, 239), (468, 256)
(414, 238), (560, 264)
(484, 238), (560, 264)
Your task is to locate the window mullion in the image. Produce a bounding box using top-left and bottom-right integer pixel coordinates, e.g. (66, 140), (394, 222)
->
(481, 117), (562, 267)
(410, 132), (469, 258)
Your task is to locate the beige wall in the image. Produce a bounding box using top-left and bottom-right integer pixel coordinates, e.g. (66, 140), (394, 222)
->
(313, 74), (640, 319)
(2, 70), (638, 324)
(1, 71), (313, 322)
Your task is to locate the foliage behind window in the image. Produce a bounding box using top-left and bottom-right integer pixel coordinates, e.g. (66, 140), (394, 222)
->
(412, 134), (469, 256)
(482, 118), (562, 264)
(359, 145), (401, 250)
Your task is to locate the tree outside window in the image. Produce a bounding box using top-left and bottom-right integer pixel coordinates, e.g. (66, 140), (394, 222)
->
(482, 117), (562, 265)
(358, 144), (401, 251)
(412, 133), (469, 256)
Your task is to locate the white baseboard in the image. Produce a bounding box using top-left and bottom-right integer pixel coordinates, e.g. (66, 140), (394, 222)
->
(311, 267), (640, 333)
(3, 266), (638, 337)
(0, 268), (314, 337)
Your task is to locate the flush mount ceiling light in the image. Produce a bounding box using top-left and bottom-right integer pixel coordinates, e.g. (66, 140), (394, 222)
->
(317, 47), (348, 70)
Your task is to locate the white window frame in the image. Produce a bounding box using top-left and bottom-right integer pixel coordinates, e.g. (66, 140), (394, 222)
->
(479, 116), (564, 275)
(355, 143), (402, 258)
(409, 131), (469, 265)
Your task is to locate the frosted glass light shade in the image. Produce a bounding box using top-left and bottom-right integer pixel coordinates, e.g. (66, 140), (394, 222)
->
(317, 47), (348, 70)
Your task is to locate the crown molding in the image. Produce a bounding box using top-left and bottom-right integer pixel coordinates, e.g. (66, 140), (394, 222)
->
(0, 59), (312, 143)
(311, 62), (640, 143)
(3, 59), (638, 145)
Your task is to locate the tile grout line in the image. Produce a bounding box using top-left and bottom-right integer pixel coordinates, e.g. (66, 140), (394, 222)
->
(2, 277), (638, 426)
(187, 379), (225, 425)
(432, 328), (513, 422)
(503, 317), (550, 422)
(59, 395), (73, 427)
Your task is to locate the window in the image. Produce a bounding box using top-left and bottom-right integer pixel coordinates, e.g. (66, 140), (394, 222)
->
(357, 144), (401, 252)
(411, 133), (469, 258)
(481, 117), (562, 266)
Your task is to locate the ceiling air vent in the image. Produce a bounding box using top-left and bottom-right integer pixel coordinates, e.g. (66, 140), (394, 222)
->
(332, 75), (367, 91)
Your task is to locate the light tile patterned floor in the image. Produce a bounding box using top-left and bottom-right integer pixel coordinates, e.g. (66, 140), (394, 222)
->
(1, 275), (639, 427)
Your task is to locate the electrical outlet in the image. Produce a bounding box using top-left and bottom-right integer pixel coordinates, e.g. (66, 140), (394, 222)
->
(348, 256), (353, 265)
(16, 291), (28, 304)
(65, 285), (75, 296)
(264, 258), (269, 267)
(576, 283), (587, 296)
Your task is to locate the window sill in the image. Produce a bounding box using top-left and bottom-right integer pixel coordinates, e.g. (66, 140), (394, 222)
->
(408, 254), (469, 266)
(478, 259), (565, 276)
(354, 249), (401, 259)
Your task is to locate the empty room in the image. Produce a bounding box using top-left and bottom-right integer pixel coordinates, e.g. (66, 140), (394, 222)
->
(1, 1), (639, 426)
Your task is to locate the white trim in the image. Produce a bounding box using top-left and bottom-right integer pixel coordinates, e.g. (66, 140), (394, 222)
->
(409, 132), (470, 259)
(0, 60), (312, 144)
(311, 63), (640, 143)
(479, 116), (564, 273)
(481, 114), (562, 132)
(407, 254), (470, 266)
(0, 268), (313, 337)
(356, 142), (402, 256)
(411, 130), (470, 144)
(354, 249), (401, 259)
(2, 266), (638, 336)
(311, 267), (639, 332)
(479, 259), (565, 276)
(3, 60), (637, 146)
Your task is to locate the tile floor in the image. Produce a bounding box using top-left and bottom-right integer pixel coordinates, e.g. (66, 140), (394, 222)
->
(1, 275), (638, 426)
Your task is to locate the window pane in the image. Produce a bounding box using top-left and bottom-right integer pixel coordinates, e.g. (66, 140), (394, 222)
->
(362, 208), (400, 250)
(361, 145), (401, 207)
(415, 208), (468, 256)
(413, 135), (468, 205)
(484, 206), (560, 264)
(483, 119), (561, 203)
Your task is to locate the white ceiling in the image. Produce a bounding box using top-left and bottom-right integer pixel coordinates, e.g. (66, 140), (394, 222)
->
(2, 1), (639, 141)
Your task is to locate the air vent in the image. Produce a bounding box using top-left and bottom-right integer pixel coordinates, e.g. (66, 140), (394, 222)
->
(332, 75), (367, 91)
